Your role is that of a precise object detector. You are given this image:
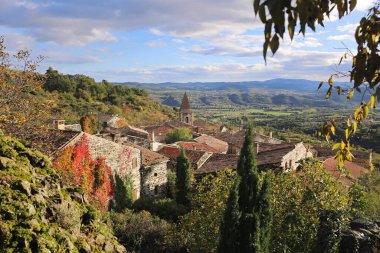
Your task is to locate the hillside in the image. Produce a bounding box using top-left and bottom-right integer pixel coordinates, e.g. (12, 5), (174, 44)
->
(0, 131), (126, 252)
(41, 68), (176, 126)
(122, 79), (368, 109)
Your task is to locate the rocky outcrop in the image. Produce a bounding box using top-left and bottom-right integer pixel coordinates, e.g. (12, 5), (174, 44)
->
(0, 131), (127, 253)
(340, 219), (380, 253)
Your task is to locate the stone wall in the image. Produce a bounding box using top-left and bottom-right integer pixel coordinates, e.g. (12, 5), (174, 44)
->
(281, 142), (312, 171)
(65, 133), (142, 199)
(140, 162), (168, 198)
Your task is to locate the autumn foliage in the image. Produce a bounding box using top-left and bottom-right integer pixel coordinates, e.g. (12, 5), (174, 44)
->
(53, 134), (113, 210)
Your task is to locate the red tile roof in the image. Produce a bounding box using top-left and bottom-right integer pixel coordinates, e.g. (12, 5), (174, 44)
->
(323, 157), (370, 186)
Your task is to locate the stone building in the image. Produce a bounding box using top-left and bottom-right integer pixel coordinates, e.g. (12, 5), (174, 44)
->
(215, 129), (283, 154)
(194, 142), (313, 177)
(53, 131), (143, 199)
(179, 92), (193, 125)
(126, 142), (169, 198)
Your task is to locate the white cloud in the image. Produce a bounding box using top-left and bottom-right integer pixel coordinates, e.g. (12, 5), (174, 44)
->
(146, 40), (167, 48)
(355, 0), (376, 11)
(327, 34), (354, 42)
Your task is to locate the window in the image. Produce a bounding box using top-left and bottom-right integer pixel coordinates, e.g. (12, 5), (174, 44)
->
(132, 158), (137, 168)
(285, 162), (288, 170)
(154, 186), (158, 195)
(289, 160), (293, 168)
(154, 173), (158, 176)
(186, 116), (189, 123)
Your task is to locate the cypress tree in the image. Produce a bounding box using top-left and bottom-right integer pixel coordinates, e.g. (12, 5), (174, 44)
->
(217, 177), (241, 253)
(258, 175), (273, 253)
(218, 124), (273, 253)
(175, 148), (192, 206)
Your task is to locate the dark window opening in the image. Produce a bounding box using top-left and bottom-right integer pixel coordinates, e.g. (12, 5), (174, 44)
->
(154, 186), (158, 195)
(154, 173), (158, 176)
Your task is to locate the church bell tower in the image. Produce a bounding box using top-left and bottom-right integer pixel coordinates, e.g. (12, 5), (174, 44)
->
(179, 92), (193, 125)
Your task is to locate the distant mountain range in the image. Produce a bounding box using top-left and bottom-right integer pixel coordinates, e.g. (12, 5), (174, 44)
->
(119, 79), (364, 108)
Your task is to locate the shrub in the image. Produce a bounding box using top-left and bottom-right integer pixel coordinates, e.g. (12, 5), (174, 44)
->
(133, 198), (188, 222)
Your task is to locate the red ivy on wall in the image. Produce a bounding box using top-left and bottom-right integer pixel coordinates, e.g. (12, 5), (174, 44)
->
(53, 134), (113, 210)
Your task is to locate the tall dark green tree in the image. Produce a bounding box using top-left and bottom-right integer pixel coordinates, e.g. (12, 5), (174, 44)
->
(258, 175), (273, 253)
(218, 125), (272, 253)
(175, 148), (192, 206)
(217, 177), (241, 253)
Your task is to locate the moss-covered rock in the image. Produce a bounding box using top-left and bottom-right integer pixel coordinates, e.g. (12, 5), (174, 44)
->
(0, 133), (127, 253)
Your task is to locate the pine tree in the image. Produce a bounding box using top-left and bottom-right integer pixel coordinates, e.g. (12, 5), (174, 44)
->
(175, 148), (192, 206)
(217, 177), (241, 253)
(218, 125), (273, 253)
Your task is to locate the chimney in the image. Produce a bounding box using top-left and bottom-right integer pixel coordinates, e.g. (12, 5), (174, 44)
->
(53, 120), (65, 130)
(151, 131), (156, 142)
(269, 131), (273, 139)
(256, 143), (259, 154)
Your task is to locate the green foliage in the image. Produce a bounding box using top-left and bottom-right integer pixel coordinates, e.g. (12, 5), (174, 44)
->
(111, 174), (133, 212)
(174, 169), (236, 253)
(41, 68), (175, 126)
(133, 198), (188, 222)
(357, 170), (380, 219)
(165, 127), (193, 144)
(218, 125), (272, 253)
(175, 148), (193, 206)
(111, 209), (176, 253)
(312, 210), (344, 253)
(270, 159), (350, 253)
(217, 176), (240, 253)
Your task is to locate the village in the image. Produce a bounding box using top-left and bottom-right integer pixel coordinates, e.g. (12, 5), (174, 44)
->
(4, 92), (371, 202)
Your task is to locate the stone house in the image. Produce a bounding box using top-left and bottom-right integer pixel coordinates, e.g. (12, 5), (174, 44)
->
(215, 129), (283, 155)
(126, 142), (169, 198)
(52, 131), (143, 200)
(194, 142), (313, 177)
(158, 146), (212, 171)
(99, 114), (123, 129)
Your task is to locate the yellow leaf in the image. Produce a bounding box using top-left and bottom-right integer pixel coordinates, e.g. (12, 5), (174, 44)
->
(341, 140), (346, 150)
(328, 77), (333, 86)
(363, 103), (369, 119)
(352, 121), (357, 133)
(368, 95), (375, 108)
(345, 129), (349, 140)
(332, 143), (340, 150)
(330, 125), (335, 135)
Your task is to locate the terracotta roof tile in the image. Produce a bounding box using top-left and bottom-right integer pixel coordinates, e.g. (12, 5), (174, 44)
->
(323, 157), (369, 186)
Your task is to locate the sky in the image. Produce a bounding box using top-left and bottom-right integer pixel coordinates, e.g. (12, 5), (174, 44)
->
(0, 0), (376, 83)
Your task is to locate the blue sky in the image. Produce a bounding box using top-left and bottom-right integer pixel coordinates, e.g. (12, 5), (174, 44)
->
(0, 0), (375, 83)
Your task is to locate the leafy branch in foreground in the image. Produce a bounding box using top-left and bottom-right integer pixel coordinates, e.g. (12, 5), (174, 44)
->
(317, 4), (379, 169)
(253, 1), (379, 169)
(253, 0), (357, 61)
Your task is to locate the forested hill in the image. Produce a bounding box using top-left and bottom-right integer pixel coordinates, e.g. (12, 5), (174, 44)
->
(41, 68), (175, 125)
